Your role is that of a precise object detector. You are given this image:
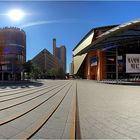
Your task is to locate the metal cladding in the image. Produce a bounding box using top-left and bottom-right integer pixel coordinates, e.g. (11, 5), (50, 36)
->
(0, 27), (26, 80)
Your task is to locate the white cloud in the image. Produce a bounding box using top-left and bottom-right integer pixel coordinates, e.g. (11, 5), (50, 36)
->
(19, 19), (93, 28)
(19, 20), (62, 28)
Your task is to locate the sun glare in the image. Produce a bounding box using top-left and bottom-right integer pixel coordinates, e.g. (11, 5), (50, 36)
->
(7, 9), (25, 21)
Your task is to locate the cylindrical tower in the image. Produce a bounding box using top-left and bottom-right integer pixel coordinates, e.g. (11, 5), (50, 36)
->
(0, 27), (26, 80)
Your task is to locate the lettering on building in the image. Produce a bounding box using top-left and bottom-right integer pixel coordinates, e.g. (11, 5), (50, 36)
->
(126, 54), (140, 73)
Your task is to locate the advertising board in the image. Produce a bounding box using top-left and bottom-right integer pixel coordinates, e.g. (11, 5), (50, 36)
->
(126, 54), (140, 73)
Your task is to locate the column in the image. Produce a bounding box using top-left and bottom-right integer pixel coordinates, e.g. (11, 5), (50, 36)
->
(21, 71), (24, 80)
(87, 55), (91, 79)
(97, 50), (103, 81)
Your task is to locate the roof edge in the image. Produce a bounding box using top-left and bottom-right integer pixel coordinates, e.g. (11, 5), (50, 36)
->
(73, 25), (118, 52)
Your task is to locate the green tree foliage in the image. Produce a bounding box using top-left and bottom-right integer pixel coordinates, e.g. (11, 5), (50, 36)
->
(23, 60), (33, 79)
(24, 61), (42, 80)
(29, 64), (42, 79)
(47, 67), (65, 79)
(24, 61), (65, 79)
(24, 60), (32, 73)
(57, 67), (65, 79)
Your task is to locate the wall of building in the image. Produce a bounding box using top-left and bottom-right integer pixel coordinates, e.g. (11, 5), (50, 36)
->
(32, 49), (60, 73)
(72, 25), (117, 80)
(73, 21), (140, 81)
(59, 45), (66, 72)
(0, 27), (26, 80)
(53, 39), (66, 72)
(83, 50), (106, 80)
(69, 62), (74, 75)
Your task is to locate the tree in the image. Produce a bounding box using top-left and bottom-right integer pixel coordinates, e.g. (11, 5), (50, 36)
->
(47, 67), (65, 79)
(29, 64), (42, 79)
(47, 68), (58, 79)
(23, 60), (33, 79)
(24, 61), (65, 80)
(24, 61), (42, 80)
(57, 67), (65, 79)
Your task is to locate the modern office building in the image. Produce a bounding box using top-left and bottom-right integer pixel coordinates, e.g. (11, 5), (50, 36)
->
(69, 62), (74, 76)
(0, 27), (26, 80)
(73, 19), (140, 81)
(53, 38), (66, 72)
(32, 48), (60, 73)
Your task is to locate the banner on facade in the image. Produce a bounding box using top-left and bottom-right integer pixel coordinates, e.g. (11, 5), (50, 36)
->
(90, 56), (97, 66)
(126, 54), (140, 73)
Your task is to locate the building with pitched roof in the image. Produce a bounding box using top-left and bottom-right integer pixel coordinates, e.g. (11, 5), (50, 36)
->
(31, 48), (60, 73)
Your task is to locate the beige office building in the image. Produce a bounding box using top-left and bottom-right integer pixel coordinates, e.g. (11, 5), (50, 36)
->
(53, 38), (66, 72)
(32, 48), (60, 72)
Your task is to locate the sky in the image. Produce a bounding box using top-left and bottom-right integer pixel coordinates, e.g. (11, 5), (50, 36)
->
(0, 1), (140, 72)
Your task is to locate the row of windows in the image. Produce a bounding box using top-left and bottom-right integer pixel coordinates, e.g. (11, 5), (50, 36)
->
(0, 54), (24, 64)
(0, 39), (25, 46)
(0, 64), (23, 71)
(0, 46), (25, 55)
(33, 54), (60, 67)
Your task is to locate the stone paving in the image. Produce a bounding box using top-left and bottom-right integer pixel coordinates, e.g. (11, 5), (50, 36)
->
(0, 80), (75, 139)
(77, 80), (140, 139)
(0, 79), (140, 139)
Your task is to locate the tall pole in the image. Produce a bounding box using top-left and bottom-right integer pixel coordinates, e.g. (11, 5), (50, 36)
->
(116, 47), (118, 82)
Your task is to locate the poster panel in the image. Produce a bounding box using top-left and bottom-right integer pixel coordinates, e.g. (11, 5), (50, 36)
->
(126, 54), (140, 73)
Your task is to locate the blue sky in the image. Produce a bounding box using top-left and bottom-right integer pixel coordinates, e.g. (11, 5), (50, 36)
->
(0, 1), (140, 72)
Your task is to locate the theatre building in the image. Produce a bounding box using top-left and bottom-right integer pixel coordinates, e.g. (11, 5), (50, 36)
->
(73, 19), (140, 81)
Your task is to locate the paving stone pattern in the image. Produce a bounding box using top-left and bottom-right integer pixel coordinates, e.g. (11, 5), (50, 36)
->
(77, 80), (140, 139)
(0, 79), (140, 139)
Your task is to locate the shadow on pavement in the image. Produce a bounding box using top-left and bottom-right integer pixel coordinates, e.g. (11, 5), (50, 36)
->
(0, 80), (43, 89)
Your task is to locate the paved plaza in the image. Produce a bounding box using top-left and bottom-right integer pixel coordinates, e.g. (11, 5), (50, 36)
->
(0, 80), (75, 139)
(77, 80), (140, 139)
(0, 80), (140, 139)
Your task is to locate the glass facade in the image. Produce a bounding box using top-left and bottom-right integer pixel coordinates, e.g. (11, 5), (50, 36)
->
(0, 28), (26, 80)
(103, 39), (140, 80)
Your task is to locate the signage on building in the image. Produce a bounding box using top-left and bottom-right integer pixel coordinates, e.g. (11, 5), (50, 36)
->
(126, 54), (140, 73)
(90, 56), (97, 66)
